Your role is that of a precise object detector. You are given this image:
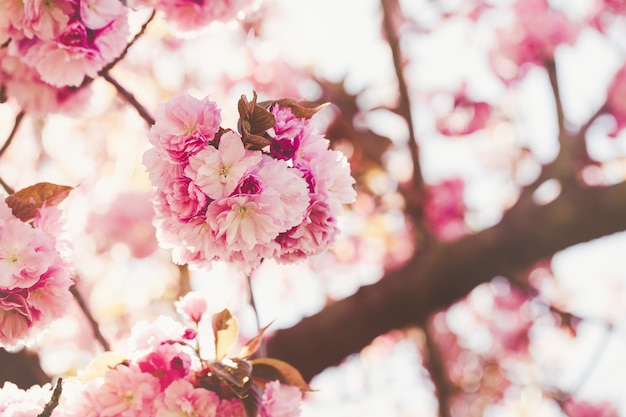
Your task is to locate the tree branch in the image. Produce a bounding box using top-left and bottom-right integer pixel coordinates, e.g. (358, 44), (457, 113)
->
(380, 0), (430, 243)
(267, 180), (626, 381)
(70, 283), (111, 352)
(0, 110), (25, 157)
(101, 71), (155, 126)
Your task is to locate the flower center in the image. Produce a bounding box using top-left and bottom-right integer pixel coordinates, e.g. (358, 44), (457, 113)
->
(59, 21), (88, 47)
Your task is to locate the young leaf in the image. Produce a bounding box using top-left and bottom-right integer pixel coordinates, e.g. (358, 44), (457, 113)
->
(212, 308), (239, 361)
(6, 182), (73, 222)
(237, 91), (275, 150)
(242, 384), (261, 417)
(210, 358), (253, 398)
(260, 98), (330, 119)
(236, 321), (273, 359)
(250, 357), (313, 392)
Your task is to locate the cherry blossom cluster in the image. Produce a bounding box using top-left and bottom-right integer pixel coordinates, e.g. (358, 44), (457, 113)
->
(0, 0), (128, 114)
(0, 291), (306, 417)
(144, 92), (356, 271)
(0, 198), (73, 349)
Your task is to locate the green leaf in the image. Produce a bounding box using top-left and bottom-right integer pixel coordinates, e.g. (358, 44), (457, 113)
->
(250, 357), (313, 392)
(212, 308), (239, 361)
(6, 182), (73, 222)
(236, 321), (273, 359)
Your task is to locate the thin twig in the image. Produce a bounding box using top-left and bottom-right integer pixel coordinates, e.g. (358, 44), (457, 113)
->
(101, 71), (155, 126)
(0, 110), (25, 157)
(380, 0), (432, 245)
(36, 378), (63, 417)
(70, 283), (111, 352)
(0, 176), (14, 194)
(78, 10), (157, 89)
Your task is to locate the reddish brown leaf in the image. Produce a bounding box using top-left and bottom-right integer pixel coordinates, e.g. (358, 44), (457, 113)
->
(210, 358), (253, 398)
(237, 91), (275, 150)
(5, 182), (73, 222)
(261, 98), (330, 119)
(250, 357), (313, 392)
(236, 321), (273, 359)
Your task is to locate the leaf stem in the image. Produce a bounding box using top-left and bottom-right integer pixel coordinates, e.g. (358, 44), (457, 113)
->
(246, 269), (266, 358)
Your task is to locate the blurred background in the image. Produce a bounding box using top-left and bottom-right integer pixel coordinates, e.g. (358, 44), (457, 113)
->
(2, 0), (626, 416)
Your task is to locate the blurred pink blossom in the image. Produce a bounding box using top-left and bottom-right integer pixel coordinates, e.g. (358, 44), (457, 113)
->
(605, 64), (626, 137)
(563, 399), (619, 417)
(490, 0), (579, 84)
(260, 380), (302, 417)
(175, 291), (208, 323)
(87, 191), (158, 259)
(424, 178), (467, 241)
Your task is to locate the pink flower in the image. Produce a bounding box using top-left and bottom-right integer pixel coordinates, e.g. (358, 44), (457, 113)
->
(0, 51), (93, 116)
(22, 0), (74, 40)
(0, 197), (72, 348)
(143, 148), (186, 192)
(175, 291), (208, 322)
(276, 196), (339, 263)
(424, 178), (467, 241)
(16, 2), (129, 87)
(0, 219), (54, 289)
(186, 131), (262, 200)
(215, 398), (246, 417)
(149, 93), (222, 164)
(137, 343), (192, 390)
(260, 380), (302, 417)
(95, 364), (160, 417)
(155, 379), (220, 417)
(205, 195), (284, 251)
(165, 177), (210, 221)
(490, 0), (579, 84)
(306, 149), (357, 214)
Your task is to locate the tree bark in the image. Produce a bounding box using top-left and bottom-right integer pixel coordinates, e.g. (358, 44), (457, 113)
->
(267, 180), (626, 381)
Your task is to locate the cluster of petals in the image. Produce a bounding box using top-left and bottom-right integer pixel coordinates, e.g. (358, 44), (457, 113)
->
(490, 0), (579, 84)
(0, 0), (128, 113)
(144, 92), (356, 271)
(6, 291), (304, 417)
(0, 199), (73, 349)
